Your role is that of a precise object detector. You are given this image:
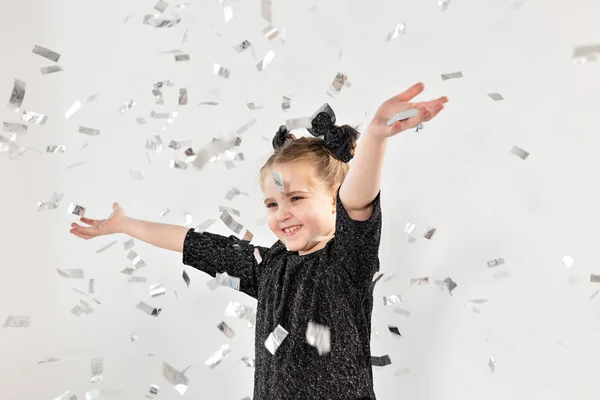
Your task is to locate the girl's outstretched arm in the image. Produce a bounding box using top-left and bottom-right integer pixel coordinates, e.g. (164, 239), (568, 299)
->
(339, 82), (448, 220)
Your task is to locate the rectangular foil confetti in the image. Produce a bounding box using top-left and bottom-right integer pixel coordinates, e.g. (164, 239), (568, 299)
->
(143, 14), (181, 28)
(423, 227), (436, 239)
(3, 316), (30, 327)
(205, 344), (231, 369)
(7, 78), (26, 111)
(590, 274), (600, 283)
(441, 71), (463, 80)
(262, 24), (279, 40)
(386, 109), (419, 126)
(487, 258), (505, 267)
(488, 93), (504, 101)
(136, 301), (161, 316)
(261, 0), (272, 22)
(71, 305), (84, 317)
(326, 72), (349, 97)
(256, 50), (275, 72)
(32, 45), (61, 62)
(64, 100), (82, 119)
(3, 121), (27, 134)
(388, 326), (402, 337)
(57, 269), (84, 279)
(96, 239), (118, 253)
(220, 209), (243, 234)
(179, 88), (188, 105)
(371, 355), (392, 367)
(281, 95), (291, 111)
(119, 100), (136, 113)
(162, 362), (189, 395)
(47, 145), (66, 154)
(127, 250), (147, 268)
(572, 44), (600, 64)
(79, 126), (100, 136)
(41, 65), (63, 75)
(217, 321), (236, 338)
(182, 270), (190, 288)
(383, 295), (402, 306)
(147, 385), (159, 398)
(67, 203), (86, 217)
(234, 40), (252, 53)
(175, 53), (190, 62)
(511, 145), (529, 160)
(386, 23), (406, 41)
(22, 110), (48, 125)
(194, 218), (216, 233)
(154, 0), (169, 12)
(129, 276), (147, 283)
(225, 301), (252, 320)
(410, 277), (429, 285)
(149, 283), (166, 297)
(272, 171), (284, 191)
(90, 358), (103, 382)
(123, 238), (135, 251)
(306, 322), (331, 355)
(88, 279), (95, 294)
(488, 357), (496, 372)
(240, 357), (255, 368)
(213, 63), (230, 78)
(265, 325), (289, 355)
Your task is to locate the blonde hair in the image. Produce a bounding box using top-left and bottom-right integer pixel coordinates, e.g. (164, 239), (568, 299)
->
(259, 127), (359, 193)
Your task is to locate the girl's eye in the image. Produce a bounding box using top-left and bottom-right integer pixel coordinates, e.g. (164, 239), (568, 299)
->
(266, 203), (276, 208)
(291, 196), (303, 202)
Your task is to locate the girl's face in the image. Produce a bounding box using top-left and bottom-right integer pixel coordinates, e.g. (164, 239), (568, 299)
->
(262, 163), (337, 256)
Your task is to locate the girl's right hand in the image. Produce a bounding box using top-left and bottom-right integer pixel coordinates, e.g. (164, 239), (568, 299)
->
(70, 202), (127, 240)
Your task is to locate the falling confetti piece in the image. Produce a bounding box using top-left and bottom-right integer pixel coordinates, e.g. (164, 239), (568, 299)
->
(205, 344), (231, 368)
(175, 53), (190, 62)
(182, 270), (190, 288)
(372, 355), (392, 367)
(96, 240), (118, 253)
(262, 24), (279, 40)
(154, 0), (169, 12)
(56, 269), (84, 279)
(38, 357), (60, 364)
(123, 238), (135, 251)
(3, 316), (30, 327)
(240, 357), (255, 367)
(64, 100), (82, 119)
(213, 62), (230, 78)
(572, 44), (600, 64)
(256, 50), (275, 72)
(261, 0), (272, 22)
(143, 14), (181, 28)
(149, 283), (166, 297)
(562, 255), (574, 268)
(217, 321), (236, 338)
(234, 40), (252, 53)
(194, 218), (216, 233)
(22, 110), (48, 125)
(326, 72), (349, 97)
(119, 100), (136, 113)
(441, 71), (463, 80)
(386, 23), (406, 41)
(410, 277), (429, 285)
(591, 274), (600, 283)
(67, 203), (86, 217)
(488, 93), (504, 101)
(32, 45), (61, 62)
(7, 78), (26, 111)
(438, 0), (451, 11)
(388, 326), (402, 337)
(488, 357), (496, 372)
(220, 0), (233, 22)
(130, 171), (144, 180)
(510, 145), (529, 160)
(41, 65), (63, 75)
(2, 121), (27, 134)
(90, 358), (103, 383)
(179, 88), (188, 105)
(265, 325), (289, 355)
(423, 227), (436, 239)
(383, 295), (402, 306)
(79, 126), (100, 136)
(162, 362), (189, 395)
(487, 258), (505, 267)
(136, 301), (161, 316)
(590, 289), (599, 302)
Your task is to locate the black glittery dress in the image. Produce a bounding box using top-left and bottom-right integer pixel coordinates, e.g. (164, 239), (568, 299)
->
(182, 189), (382, 400)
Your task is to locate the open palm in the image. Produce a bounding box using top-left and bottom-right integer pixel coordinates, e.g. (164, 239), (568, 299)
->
(70, 202), (126, 240)
(369, 82), (448, 138)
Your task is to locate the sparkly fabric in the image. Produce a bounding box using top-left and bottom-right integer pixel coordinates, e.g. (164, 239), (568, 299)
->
(182, 188), (382, 400)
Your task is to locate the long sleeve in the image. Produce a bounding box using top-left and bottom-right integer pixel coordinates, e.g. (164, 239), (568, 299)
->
(182, 228), (271, 299)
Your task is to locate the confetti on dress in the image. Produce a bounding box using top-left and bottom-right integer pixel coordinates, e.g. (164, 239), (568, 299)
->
(149, 283), (166, 297)
(79, 126), (100, 136)
(510, 145), (529, 160)
(240, 357), (255, 368)
(217, 321), (236, 338)
(273, 171), (285, 192)
(22, 110), (48, 125)
(386, 109), (419, 126)
(7, 78), (26, 111)
(386, 23), (406, 41)
(306, 322), (331, 355)
(562, 255), (574, 268)
(423, 227), (436, 239)
(487, 258), (505, 267)
(67, 203), (86, 217)
(213, 62), (230, 78)
(572, 44), (600, 64)
(3, 316), (30, 327)
(32, 45), (61, 62)
(410, 277), (429, 285)
(162, 362), (189, 395)
(488, 93), (504, 101)
(371, 355), (392, 367)
(441, 71), (463, 80)
(143, 14), (181, 28)
(205, 344), (231, 369)
(57, 269), (84, 279)
(41, 65), (63, 75)
(90, 358), (103, 383)
(265, 325), (289, 355)
(383, 295), (402, 306)
(488, 357), (496, 372)
(256, 50), (275, 72)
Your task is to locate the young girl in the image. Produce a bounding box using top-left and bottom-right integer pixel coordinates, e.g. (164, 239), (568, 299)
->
(70, 82), (447, 400)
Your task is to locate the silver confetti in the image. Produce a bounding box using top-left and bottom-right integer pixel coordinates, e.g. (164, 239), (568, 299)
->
(386, 23), (406, 41)
(510, 145), (529, 160)
(205, 344), (231, 369)
(404, 222), (416, 234)
(217, 321), (236, 338)
(256, 50), (275, 72)
(590, 274), (600, 283)
(154, 0), (169, 13)
(67, 161), (87, 169)
(194, 218), (216, 233)
(383, 295), (402, 306)
(488, 357), (496, 372)
(306, 322), (331, 355)
(127, 250), (147, 268)
(386, 109), (419, 126)
(247, 102), (262, 110)
(37, 192), (64, 211)
(488, 93), (504, 101)
(149, 283), (166, 297)
(220, 0), (233, 22)
(196, 101), (218, 106)
(175, 53), (190, 62)
(225, 187), (241, 200)
(393, 308), (411, 317)
(272, 171), (285, 193)
(7, 78), (26, 111)
(80, 299), (94, 314)
(136, 117), (147, 125)
(326, 72), (349, 97)
(146, 134), (163, 154)
(143, 14), (181, 28)
(183, 212), (193, 227)
(150, 110), (178, 122)
(38, 357), (60, 364)
(415, 123), (424, 132)
(220, 209), (243, 234)
(129, 276), (147, 283)
(88, 279), (95, 294)
(32, 45), (61, 62)
(162, 362), (189, 395)
(225, 301), (253, 320)
(130, 333), (140, 342)
(79, 126), (100, 136)
(0, 135), (26, 159)
(394, 367), (411, 376)
(262, 24), (279, 40)
(487, 258), (505, 268)
(57, 269), (84, 279)
(22, 110), (48, 125)
(182, 270), (190, 288)
(438, 0), (451, 11)
(179, 88), (188, 105)
(590, 289), (599, 302)
(265, 325), (289, 355)
(410, 277), (429, 285)
(441, 277), (458, 295)
(372, 355), (392, 367)
(41, 65), (63, 75)
(234, 40), (252, 53)
(3, 316), (30, 327)
(160, 207), (170, 217)
(123, 238), (135, 251)
(136, 301), (161, 316)
(240, 357), (255, 367)
(261, 0), (272, 22)
(71, 305), (85, 317)
(509, 0), (525, 8)
(147, 384), (159, 399)
(572, 44), (600, 64)
(67, 203), (86, 217)
(466, 299), (490, 314)
(2, 121), (27, 134)
(441, 71), (463, 80)
(236, 119), (256, 135)
(47, 145), (66, 154)
(281, 95), (291, 111)
(52, 390), (74, 400)
(64, 100), (82, 119)
(87, 94), (98, 102)
(130, 171), (144, 180)
(119, 100), (136, 113)
(423, 227), (436, 239)
(213, 62), (230, 78)
(562, 255), (574, 268)
(90, 358), (103, 382)
(96, 240), (118, 253)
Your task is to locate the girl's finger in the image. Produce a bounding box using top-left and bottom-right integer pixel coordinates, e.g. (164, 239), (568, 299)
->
(71, 223), (99, 236)
(80, 217), (99, 227)
(69, 229), (94, 240)
(394, 82), (425, 103)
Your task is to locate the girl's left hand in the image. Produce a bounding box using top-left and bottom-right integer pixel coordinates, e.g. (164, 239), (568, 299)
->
(368, 82), (448, 138)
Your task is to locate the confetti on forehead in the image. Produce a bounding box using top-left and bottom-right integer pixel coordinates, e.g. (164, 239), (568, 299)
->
(272, 171), (285, 192)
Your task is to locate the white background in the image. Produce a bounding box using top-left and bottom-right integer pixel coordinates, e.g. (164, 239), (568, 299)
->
(1, 0), (600, 399)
